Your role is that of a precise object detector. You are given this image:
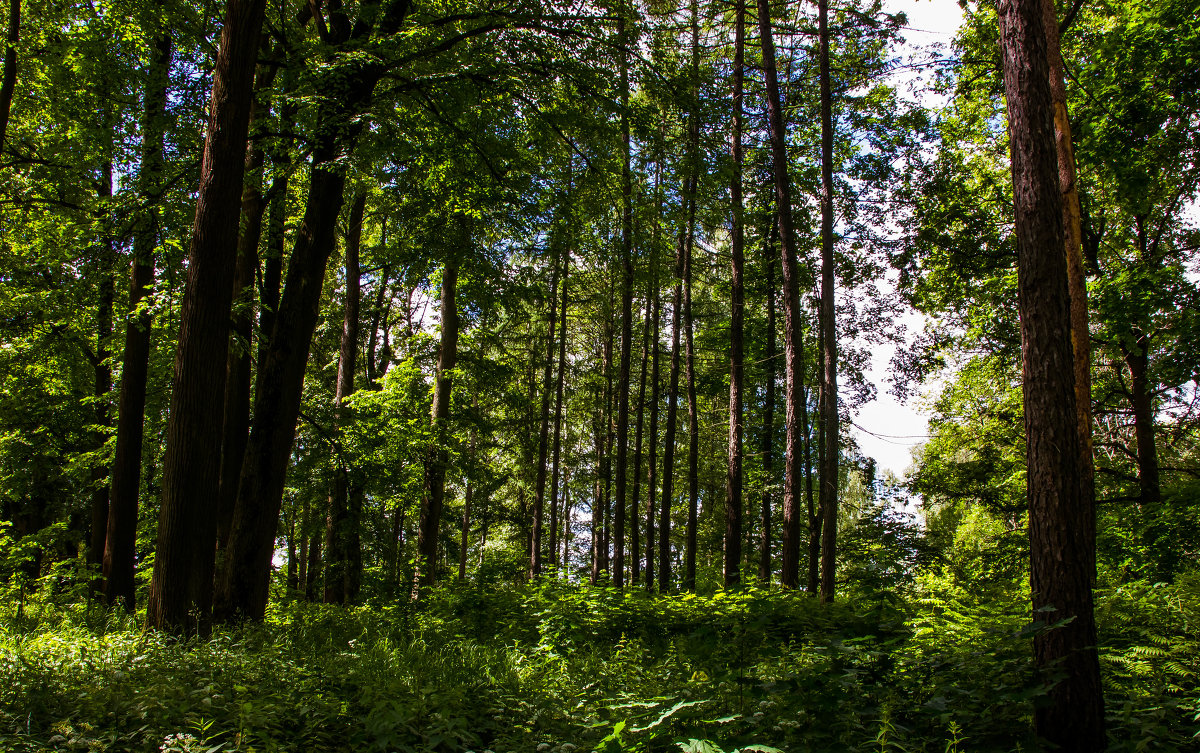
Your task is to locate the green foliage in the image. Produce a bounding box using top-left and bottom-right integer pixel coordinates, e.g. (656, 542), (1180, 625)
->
(3, 577), (1197, 752)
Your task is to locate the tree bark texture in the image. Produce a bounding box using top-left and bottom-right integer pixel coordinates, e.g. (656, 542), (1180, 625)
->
(724, 0), (745, 589)
(817, 0), (839, 603)
(759, 223), (777, 583)
(756, 0), (806, 590)
(997, 0), (1106, 746)
(1042, 0), (1095, 527)
(147, 0), (268, 634)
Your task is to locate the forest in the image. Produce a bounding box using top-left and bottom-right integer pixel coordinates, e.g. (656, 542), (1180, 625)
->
(1, 0), (1198, 748)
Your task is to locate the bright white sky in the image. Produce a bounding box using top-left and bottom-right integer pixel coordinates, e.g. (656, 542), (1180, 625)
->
(850, 0), (965, 477)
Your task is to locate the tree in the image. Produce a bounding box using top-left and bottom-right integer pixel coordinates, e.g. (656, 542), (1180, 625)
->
(146, 0), (268, 634)
(996, 0), (1105, 745)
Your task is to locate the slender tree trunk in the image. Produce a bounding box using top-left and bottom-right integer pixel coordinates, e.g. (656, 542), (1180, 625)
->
(997, 0), (1106, 745)
(1124, 336), (1160, 504)
(759, 222), (777, 583)
(612, 8), (634, 587)
(757, 0), (805, 590)
(297, 500), (309, 594)
(286, 503), (298, 591)
(324, 192), (364, 604)
(591, 394), (604, 584)
(660, 276), (682, 590)
(147, 0), (268, 634)
(631, 293), (650, 585)
(89, 162), (115, 578)
(724, 0), (745, 590)
(817, 0), (839, 603)
(415, 248), (462, 594)
(459, 401), (478, 580)
(645, 157), (663, 592)
(104, 35), (169, 610)
(549, 248), (570, 568)
(304, 529), (321, 601)
(0, 0), (20, 154)
(530, 250), (561, 578)
(808, 328), (823, 594)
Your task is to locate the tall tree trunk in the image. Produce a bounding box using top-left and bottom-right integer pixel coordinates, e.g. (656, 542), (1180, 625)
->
(724, 0), (745, 590)
(415, 248), (462, 594)
(217, 60), (277, 555)
(89, 162), (115, 577)
(324, 191), (365, 604)
(757, 0), (806, 590)
(817, 0), (839, 603)
(759, 223), (777, 583)
(681, 0), (701, 594)
(104, 34), (170, 610)
(0, 0), (20, 154)
(147, 0), (268, 634)
(213, 0), (412, 618)
(530, 249), (561, 578)
(600, 289), (615, 577)
(645, 157), (663, 592)
(808, 327), (823, 594)
(630, 293), (650, 585)
(997, 0), (1105, 746)
(549, 248), (570, 568)
(591, 392), (604, 584)
(612, 7), (634, 587)
(1042, 0), (1095, 531)
(660, 275), (683, 590)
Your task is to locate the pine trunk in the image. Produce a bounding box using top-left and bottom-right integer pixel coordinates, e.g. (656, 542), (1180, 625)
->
(997, 0), (1106, 745)
(817, 0), (839, 603)
(756, 0), (806, 590)
(724, 0), (745, 589)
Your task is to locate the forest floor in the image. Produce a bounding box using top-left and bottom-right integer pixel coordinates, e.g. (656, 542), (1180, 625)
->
(2, 578), (1197, 753)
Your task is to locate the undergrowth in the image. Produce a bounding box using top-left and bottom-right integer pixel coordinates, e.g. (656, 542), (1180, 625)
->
(1, 578), (1197, 752)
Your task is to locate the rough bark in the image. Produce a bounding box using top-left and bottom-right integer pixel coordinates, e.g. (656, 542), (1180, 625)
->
(724, 0), (745, 590)
(756, 0), (806, 590)
(324, 191), (365, 604)
(104, 34), (171, 610)
(817, 0), (839, 603)
(681, 0), (701, 592)
(612, 7), (634, 587)
(660, 268), (682, 591)
(997, 0), (1106, 746)
(1042, 0), (1095, 527)
(147, 0), (268, 634)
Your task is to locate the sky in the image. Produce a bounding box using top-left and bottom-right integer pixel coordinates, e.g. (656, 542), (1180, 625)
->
(849, 0), (965, 478)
